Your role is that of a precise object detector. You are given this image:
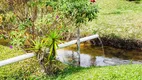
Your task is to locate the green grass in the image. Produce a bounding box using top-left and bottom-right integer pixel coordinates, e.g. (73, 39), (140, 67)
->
(0, 45), (24, 60)
(81, 0), (142, 40)
(0, 45), (40, 79)
(29, 64), (142, 80)
(56, 64), (142, 80)
(0, 58), (39, 79)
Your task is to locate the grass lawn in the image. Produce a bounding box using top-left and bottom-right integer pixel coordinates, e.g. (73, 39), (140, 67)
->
(0, 45), (24, 61)
(53, 64), (142, 80)
(0, 45), (40, 79)
(81, 0), (142, 40)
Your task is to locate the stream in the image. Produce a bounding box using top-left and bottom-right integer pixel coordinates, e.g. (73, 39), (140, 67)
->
(56, 44), (142, 67)
(1, 39), (142, 67)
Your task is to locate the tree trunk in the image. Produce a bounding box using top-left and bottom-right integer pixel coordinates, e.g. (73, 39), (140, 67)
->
(31, 5), (38, 40)
(77, 27), (80, 66)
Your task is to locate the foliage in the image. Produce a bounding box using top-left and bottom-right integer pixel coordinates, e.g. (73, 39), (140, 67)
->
(10, 30), (26, 47)
(44, 31), (64, 75)
(0, 0), (98, 47)
(58, 0), (98, 25)
(28, 31), (64, 75)
(47, 31), (60, 60)
(49, 0), (98, 66)
(30, 38), (49, 53)
(0, 0), (98, 76)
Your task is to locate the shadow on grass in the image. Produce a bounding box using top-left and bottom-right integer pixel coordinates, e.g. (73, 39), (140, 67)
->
(50, 65), (109, 80)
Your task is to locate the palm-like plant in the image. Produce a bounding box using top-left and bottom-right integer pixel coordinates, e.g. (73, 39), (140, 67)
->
(29, 31), (62, 75)
(48, 31), (60, 61)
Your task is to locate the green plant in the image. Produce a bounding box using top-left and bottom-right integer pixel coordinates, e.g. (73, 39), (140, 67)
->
(44, 31), (64, 75)
(10, 30), (26, 47)
(29, 31), (64, 75)
(1, 0), (98, 75)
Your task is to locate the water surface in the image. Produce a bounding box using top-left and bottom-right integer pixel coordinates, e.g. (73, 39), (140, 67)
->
(57, 44), (142, 67)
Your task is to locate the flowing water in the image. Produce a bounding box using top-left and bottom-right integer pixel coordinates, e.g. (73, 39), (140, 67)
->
(56, 44), (142, 67)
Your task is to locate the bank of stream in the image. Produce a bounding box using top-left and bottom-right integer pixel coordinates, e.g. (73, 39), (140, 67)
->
(91, 37), (142, 50)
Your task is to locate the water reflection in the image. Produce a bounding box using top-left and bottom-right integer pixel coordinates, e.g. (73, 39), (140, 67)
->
(57, 49), (94, 67)
(56, 44), (142, 67)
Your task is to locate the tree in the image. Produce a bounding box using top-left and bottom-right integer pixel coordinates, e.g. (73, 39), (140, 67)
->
(57, 0), (98, 66)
